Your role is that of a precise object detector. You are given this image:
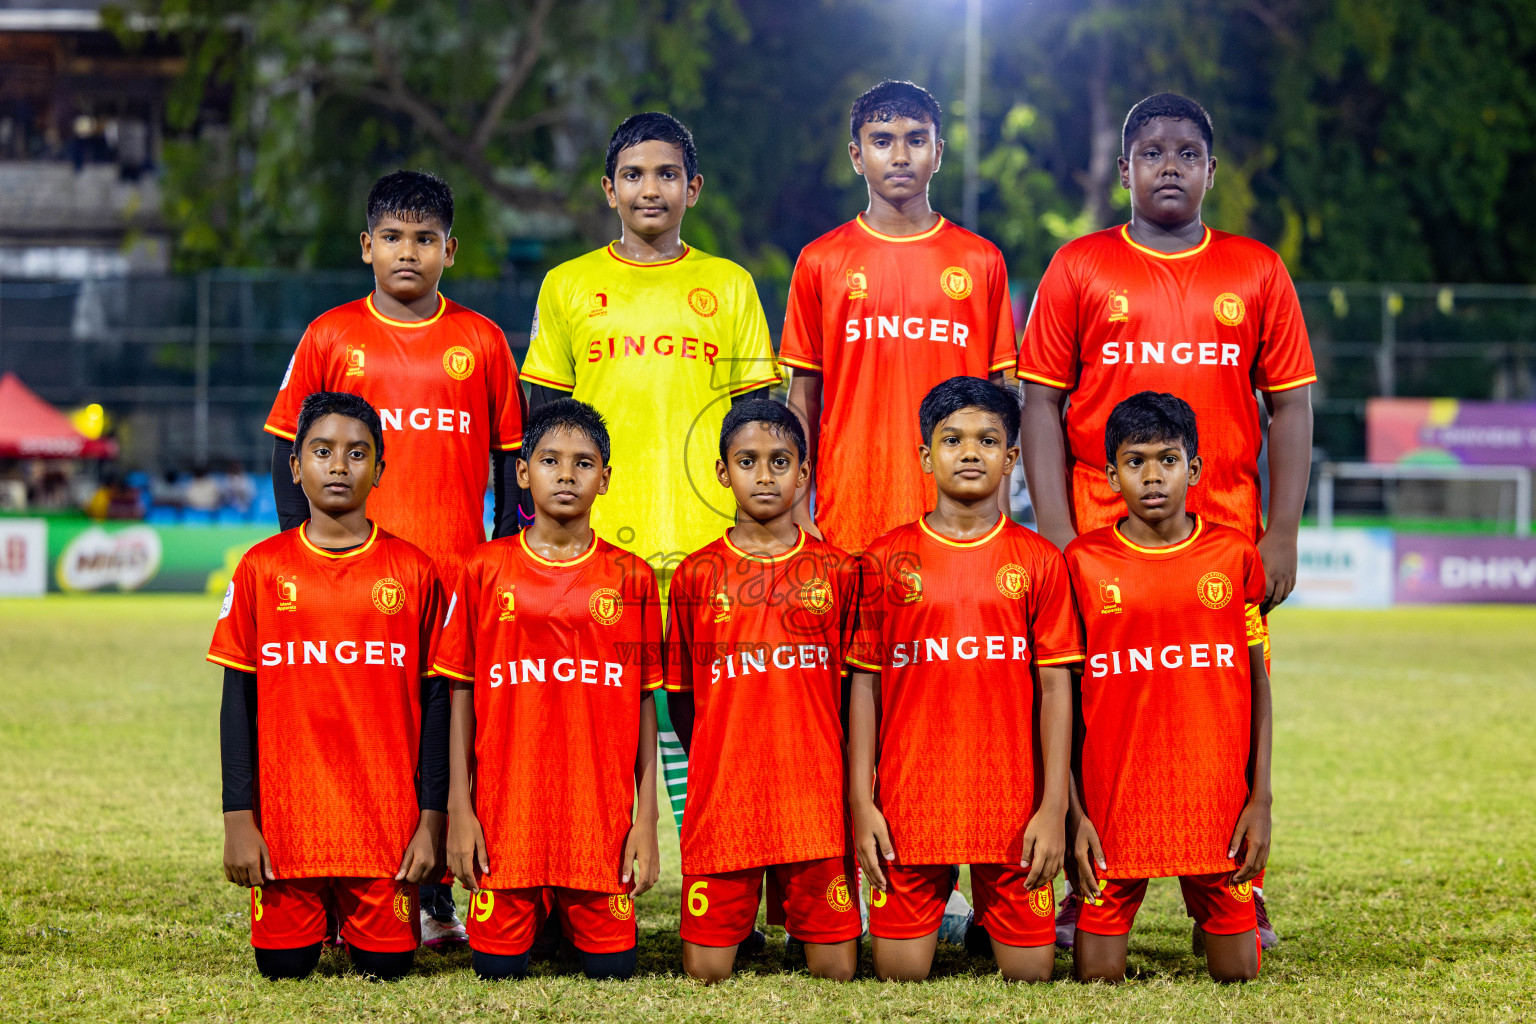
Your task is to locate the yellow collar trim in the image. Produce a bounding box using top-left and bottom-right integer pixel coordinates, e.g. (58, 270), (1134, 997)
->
(1112, 514), (1205, 555)
(365, 292), (447, 328)
(855, 212), (946, 243)
(298, 521), (379, 559)
(1118, 224), (1212, 260)
(519, 529), (599, 567)
(722, 528), (807, 564)
(606, 243), (691, 268)
(918, 513), (1008, 548)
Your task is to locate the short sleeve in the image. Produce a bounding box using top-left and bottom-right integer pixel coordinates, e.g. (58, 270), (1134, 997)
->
(1015, 249), (1082, 391)
(985, 249), (1019, 375)
(1242, 540), (1268, 648)
(521, 274), (577, 391)
(845, 553), (884, 672)
(208, 555), (259, 672)
(662, 563), (693, 693)
(778, 249), (824, 373)
(418, 564), (448, 678)
(1252, 253), (1317, 393)
(1028, 544), (1085, 667)
(431, 565), (475, 682)
(485, 327), (524, 451)
(639, 567), (666, 691)
(723, 270), (782, 395)
(264, 324), (330, 439)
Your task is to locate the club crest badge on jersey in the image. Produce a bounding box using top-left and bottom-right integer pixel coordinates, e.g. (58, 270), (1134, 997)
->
(898, 568), (923, 604)
(590, 587), (623, 625)
(1107, 289), (1131, 323)
(345, 345), (365, 377)
(1098, 578), (1123, 614)
(995, 563), (1029, 600)
(845, 267), (869, 300)
(392, 888), (413, 923)
(495, 585), (516, 622)
(1214, 291), (1246, 327)
(800, 578), (832, 615)
(711, 589), (732, 624)
(1227, 878), (1254, 903)
(940, 265), (973, 301)
(372, 577), (405, 615)
(1029, 887), (1053, 917)
(443, 346), (475, 381)
(276, 575), (298, 612)
(1197, 571), (1234, 610)
(608, 894), (633, 920)
(826, 875), (853, 913)
(688, 287), (719, 318)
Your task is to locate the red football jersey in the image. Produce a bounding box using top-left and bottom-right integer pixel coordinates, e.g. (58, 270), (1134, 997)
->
(265, 295), (524, 586)
(780, 215), (1018, 553)
(849, 516), (1083, 865)
(207, 523), (445, 879)
(1017, 226), (1316, 541)
(1064, 516), (1267, 878)
(433, 532), (664, 893)
(665, 530), (858, 875)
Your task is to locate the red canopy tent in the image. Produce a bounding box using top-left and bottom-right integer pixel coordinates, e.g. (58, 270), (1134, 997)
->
(0, 372), (118, 459)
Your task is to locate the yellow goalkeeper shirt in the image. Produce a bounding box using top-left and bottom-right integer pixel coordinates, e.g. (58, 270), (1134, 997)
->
(523, 243), (781, 581)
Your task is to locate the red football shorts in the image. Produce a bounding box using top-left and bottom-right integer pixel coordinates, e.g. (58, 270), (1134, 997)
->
(464, 886), (636, 956)
(680, 856), (862, 947)
(867, 863), (1055, 947)
(249, 877), (420, 952)
(1077, 873), (1259, 938)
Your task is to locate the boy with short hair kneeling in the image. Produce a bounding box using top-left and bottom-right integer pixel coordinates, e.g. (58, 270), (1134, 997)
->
(1064, 391), (1272, 983)
(211, 391), (450, 981)
(848, 376), (1084, 982)
(441, 399), (663, 981)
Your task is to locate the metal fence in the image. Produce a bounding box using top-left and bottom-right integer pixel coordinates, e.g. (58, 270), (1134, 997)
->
(2, 272), (1534, 473)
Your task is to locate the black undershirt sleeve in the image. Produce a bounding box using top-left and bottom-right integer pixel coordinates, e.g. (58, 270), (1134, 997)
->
(490, 451), (526, 538)
(527, 383), (568, 414)
(417, 675), (451, 813)
(271, 439), (309, 531)
(220, 668), (258, 813)
(669, 689), (694, 756)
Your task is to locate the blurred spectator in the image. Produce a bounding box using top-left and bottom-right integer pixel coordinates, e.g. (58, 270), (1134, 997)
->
(184, 467), (220, 512)
(150, 470), (186, 510)
(0, 468), (25, 511)
(87, 473), (146, 521)
(222, 461), (256, 514)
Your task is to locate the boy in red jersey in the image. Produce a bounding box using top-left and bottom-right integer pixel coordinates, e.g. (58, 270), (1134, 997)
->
(1063, 392), (1271, 983)
(211, 392), (449, 981)
(440, 399), (662, 982)
(667, 400), (862, 983)
(265, 171), (523, 942)
(848, 377), (1083, 982)
(1017, 93), (1310, 946)
(783, 81), (1018, 556)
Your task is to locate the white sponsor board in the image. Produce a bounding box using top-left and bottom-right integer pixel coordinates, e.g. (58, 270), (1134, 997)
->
(0, 519), (47, 597)
(56, 525), (162, 592)
(1288, 527), (1394, 608)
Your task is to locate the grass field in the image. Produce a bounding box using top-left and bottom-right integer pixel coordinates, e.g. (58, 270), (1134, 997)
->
(2, 596), (1534, 1022)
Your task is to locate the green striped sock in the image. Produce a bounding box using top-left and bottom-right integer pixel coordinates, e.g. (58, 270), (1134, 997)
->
(653, 690), (689, 827)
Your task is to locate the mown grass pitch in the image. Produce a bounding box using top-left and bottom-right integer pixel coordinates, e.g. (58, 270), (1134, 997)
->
(1, 596), (1533, 1022)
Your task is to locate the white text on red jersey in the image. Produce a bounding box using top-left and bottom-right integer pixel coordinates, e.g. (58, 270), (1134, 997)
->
(888, 635), (1029, 668)
(710, 643), (831, 684)
(377, 408), (475, 434)
(260, 639), (408, 667)
(844, 317), (971, 347)
(487, 657), (634, 687)
(1087, 643), (1238, 678)
(1099, 341), (1242, 367)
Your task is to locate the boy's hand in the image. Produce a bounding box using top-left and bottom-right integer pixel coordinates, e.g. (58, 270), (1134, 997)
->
(1229, 799), (1272, 884)
(851, 800), (896, 891)
(1068, 814), (1107, 903)
(1020, 806), (1066, 890)
(397, 809), (445, 884)
(1257, 531), (1297, 614)
(621, 821), (660, 897)
(223, 810), (274, 887)
(446, 808), (489, 891)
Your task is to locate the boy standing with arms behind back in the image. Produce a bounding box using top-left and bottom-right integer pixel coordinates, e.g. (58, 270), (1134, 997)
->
(783, 80), (1018, 555)
(1018, 93), (1312, 947)
(1064, 391), (1271, 983)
